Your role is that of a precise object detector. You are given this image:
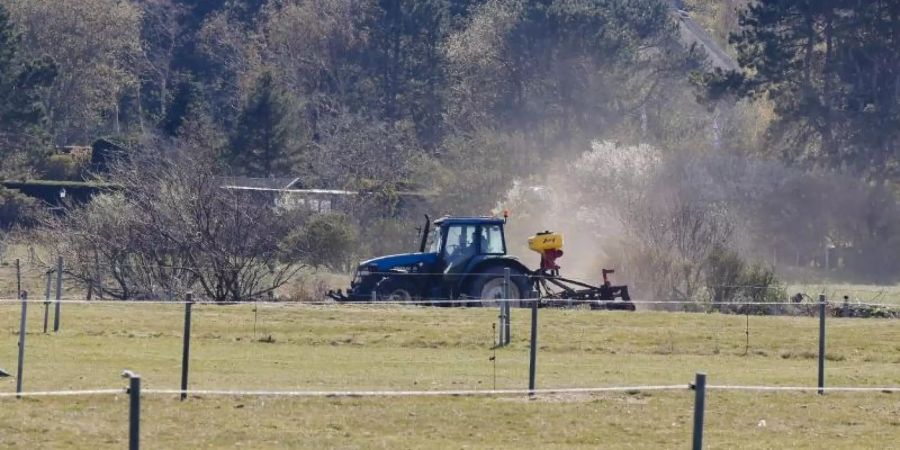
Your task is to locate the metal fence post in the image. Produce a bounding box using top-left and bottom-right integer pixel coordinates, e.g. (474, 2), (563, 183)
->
(692, 373), (707, 450)
(504, 301), (511, 346)
(504, 269), (511, 345)
(528, 299), (538, 394)
(818, 294), (826, 395)
(129, 374), (141, 450)
(53, 256), (63, 332)
(501, 268), (510, 346)
(16, 290), (27, 398)
(43, 270), (52, 334)
(181, 292), (194, 401)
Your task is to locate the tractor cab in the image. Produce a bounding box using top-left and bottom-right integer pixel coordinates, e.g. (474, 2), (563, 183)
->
(427, 216), (508, 276)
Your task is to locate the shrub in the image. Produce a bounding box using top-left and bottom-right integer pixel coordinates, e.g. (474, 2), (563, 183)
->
(291, 212), (359, 272)
(0, 187), (38, 229)
(705, 245), (745, 305)
(40, 153), (90, 180)
(704, 246), (786, 314)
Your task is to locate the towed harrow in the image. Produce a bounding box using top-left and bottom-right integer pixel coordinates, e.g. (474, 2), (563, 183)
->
(527, 232), (634, 310)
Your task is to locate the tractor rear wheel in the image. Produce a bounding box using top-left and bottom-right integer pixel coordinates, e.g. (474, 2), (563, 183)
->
(467, 267), (530, 307)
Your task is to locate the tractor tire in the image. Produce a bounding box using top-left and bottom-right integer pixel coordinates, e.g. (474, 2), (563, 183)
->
(375, 278), (418, 303)
(466, 266), (531, 307)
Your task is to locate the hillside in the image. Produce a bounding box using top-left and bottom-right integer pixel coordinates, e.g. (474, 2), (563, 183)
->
(0, 0), (897, 314)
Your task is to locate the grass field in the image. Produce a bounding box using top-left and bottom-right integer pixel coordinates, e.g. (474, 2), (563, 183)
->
(1, 302), (898, 449)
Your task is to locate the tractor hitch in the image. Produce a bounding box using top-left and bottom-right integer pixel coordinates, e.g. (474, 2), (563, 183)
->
(327, 289), (349, 301)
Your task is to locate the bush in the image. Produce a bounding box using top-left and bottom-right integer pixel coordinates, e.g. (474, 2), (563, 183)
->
(0, 187), (38, 229)
(291, 213), (359, 272)
(40, 153), (90, 180)
(704, 245), (745, 304)
(704, 246), (786, 314)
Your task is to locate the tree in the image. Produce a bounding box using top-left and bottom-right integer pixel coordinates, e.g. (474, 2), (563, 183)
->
(0, 186), (38, 229)
(307, 113), (423, 190)
(137, 0), (191, 125)
(159, 80), (203, 136)
(35, 147), (310, 301)
(259, 0), (375, 133)
(5, 0), (142, 143)
(229, 72), (301, 177)
(444, 0), (702, 155)
(431, 128), (532, 214)
(367, 0), (476, 147)
(711, 0), (900, 179)
(257, 0), (475, 150)
(0, 3), (56, 176)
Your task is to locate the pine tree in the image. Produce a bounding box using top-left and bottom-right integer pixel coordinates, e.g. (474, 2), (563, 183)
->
(229, 72), (299, 177)
(716, 0), (899, 179)
(160, 80), (202, 136)
(0, 4), (56, 175)
(367, 0), (479, 148)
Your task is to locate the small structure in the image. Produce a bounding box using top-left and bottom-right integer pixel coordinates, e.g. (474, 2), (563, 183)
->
(218, 177), (335, 212)
(220, 178), (431, 216)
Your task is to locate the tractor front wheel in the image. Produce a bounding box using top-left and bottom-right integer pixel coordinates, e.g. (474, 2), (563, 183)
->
(375, 278), (418, 303)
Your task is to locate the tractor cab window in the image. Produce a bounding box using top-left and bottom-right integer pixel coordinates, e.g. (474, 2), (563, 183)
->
(444, 224), (477, 264)
(428, 227), (442, 253)
(481, 225), (505, 254)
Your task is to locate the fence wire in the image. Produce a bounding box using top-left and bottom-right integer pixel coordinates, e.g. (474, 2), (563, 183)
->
(5, 383), (900, 400)
(0, 389), (124, 398)
(0, 297), (898, 308)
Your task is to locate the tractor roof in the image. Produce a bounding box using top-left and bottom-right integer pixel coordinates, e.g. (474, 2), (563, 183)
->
(434, 216), (506, 226)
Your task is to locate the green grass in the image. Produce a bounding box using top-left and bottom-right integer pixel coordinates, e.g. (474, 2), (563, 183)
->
(0, 303), (898, 449)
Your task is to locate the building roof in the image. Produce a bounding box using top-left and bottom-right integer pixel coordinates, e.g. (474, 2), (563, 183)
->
(434, 216), (505, 226)
(216, 177), (302, 190)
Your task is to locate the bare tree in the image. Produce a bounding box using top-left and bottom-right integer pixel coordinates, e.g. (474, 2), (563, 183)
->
(35, 147), (308, 301)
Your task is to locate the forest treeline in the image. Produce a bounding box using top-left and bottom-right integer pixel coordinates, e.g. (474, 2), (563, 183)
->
(0, 0), (897, 300)
(1, 0), (894, 184)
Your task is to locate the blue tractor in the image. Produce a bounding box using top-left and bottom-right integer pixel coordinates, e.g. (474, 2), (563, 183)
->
(329, 215), (533, 303)
(328, 215), (634, 309)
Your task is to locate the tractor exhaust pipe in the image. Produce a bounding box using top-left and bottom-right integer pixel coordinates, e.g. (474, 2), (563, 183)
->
(418, 214), (431, 253)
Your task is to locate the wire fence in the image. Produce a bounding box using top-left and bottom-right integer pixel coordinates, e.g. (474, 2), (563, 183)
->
(2, 298), (897, 393)
(3, 379), (898, 450)
(1, 296), (900, 308)
(6, 383), (900, 400)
